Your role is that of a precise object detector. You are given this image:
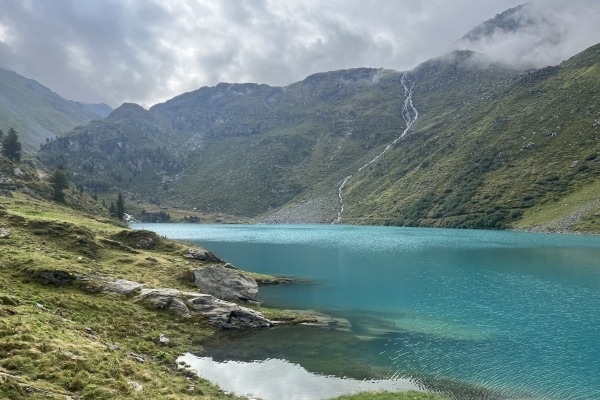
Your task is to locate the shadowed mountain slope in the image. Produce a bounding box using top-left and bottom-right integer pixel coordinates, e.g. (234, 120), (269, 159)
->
(0, 67), (110, 152)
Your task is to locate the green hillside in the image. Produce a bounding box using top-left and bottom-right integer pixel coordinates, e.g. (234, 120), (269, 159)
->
(343, 43), (600, 230)
(36, 43), (600, 232)
(0, 67), (108, 152)
(36, 63), (518, 219)
(0, 154), (311, 399)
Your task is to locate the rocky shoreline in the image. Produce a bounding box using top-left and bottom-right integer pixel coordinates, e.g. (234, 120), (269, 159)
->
(513, 199), (599, 235)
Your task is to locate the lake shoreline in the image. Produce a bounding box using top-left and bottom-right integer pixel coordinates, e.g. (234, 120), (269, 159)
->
(132, 223), (600, 400)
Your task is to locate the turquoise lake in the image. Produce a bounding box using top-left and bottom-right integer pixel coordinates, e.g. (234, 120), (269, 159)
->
(132, 223), (600, 399)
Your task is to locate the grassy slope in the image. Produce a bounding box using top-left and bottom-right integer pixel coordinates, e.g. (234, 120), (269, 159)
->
(342, 44), (600, 231)
(36, 66), (512, 221)
(0, 157), (312, 399)
(0, 68), (103, 152)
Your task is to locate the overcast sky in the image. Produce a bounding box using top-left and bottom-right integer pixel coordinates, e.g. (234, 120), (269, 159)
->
(0, 0), (599, 108)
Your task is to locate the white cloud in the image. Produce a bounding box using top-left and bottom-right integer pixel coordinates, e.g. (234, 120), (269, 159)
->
(0, 0), (597, 108)
(455, 0), (600, 68)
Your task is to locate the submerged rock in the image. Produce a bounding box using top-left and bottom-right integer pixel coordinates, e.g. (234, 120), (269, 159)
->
(193, 265), (258, 301)
(294, 309), (352, 331)
(186, 293), (272, 329)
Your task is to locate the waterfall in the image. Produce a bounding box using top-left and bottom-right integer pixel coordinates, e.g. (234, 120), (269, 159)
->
(332, 72), (419, 224)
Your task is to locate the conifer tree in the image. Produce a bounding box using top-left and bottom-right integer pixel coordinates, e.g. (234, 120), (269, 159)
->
(109, 202), (116, 216)
(116, 191), (125, 220)
(1, 128), (22, 162)
(49, 166), (69, 202)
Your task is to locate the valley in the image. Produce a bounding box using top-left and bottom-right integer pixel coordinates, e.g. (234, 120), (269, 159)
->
(33, 44), (600, 233)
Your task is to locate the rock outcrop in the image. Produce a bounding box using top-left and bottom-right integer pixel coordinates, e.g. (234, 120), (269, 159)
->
(22, 187), (44, 201)
(75, 274), (145, 295)
(186, 248), (223, 263)
(140, 288), (191, 317)
(194, 265), (258, 302)
(39, 270), (74, 286)
(0, 173), (15, 197)
(39, 269), (272, 329)
(186, 293), (273, 329)
(102, 278), (145, 295)
(139, 287), (273, 328)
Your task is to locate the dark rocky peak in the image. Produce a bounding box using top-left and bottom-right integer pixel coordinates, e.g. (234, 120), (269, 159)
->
(410, 50), (500, 80)
(408, 49), (522, 106)
(296, 67), (394, 87)
(106, 103), (150, 121)
(458, 3), (535, 43)
(214, 82), (268, 96)
(150, 82), (279, 117)
(288, 68), (400, 101)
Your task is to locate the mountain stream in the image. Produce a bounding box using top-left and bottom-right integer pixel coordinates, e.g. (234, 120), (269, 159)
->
(333, 72), (419, 224)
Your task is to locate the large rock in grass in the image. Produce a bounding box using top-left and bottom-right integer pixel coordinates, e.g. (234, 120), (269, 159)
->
(139, 288), (191, 317)
(186, 293), (272, 329)
(103, 279), (145, 295)
(186, 248), (223, 263)
(75, 274), (144, 295)
(39, 270), (74, 286)
(193, 265), (258, 302)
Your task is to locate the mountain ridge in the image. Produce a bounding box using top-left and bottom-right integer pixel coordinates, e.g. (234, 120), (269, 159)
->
(0, 67), (112, 152)
(37, 42), (600, 232)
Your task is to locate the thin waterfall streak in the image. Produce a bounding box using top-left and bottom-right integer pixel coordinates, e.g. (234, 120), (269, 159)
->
(332, 72), (418, 224)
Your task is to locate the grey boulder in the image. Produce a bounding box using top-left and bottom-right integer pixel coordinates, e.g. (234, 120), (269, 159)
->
(39, 270), (74, 286)
(186, 293), (272, 329)
(140, 288), (191, 317)
(186, 248), (223, 263)
(194, 265), (258, 302)
(103, 278), (145, 295)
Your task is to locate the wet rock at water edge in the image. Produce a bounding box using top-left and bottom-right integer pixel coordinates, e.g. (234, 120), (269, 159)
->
(186, 248), (224, 263)
(193, 265), (258, 302)
(186, 293), (273, 329)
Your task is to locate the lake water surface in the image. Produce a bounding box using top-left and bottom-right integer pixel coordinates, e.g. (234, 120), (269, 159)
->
(132, 224), (600, 399)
